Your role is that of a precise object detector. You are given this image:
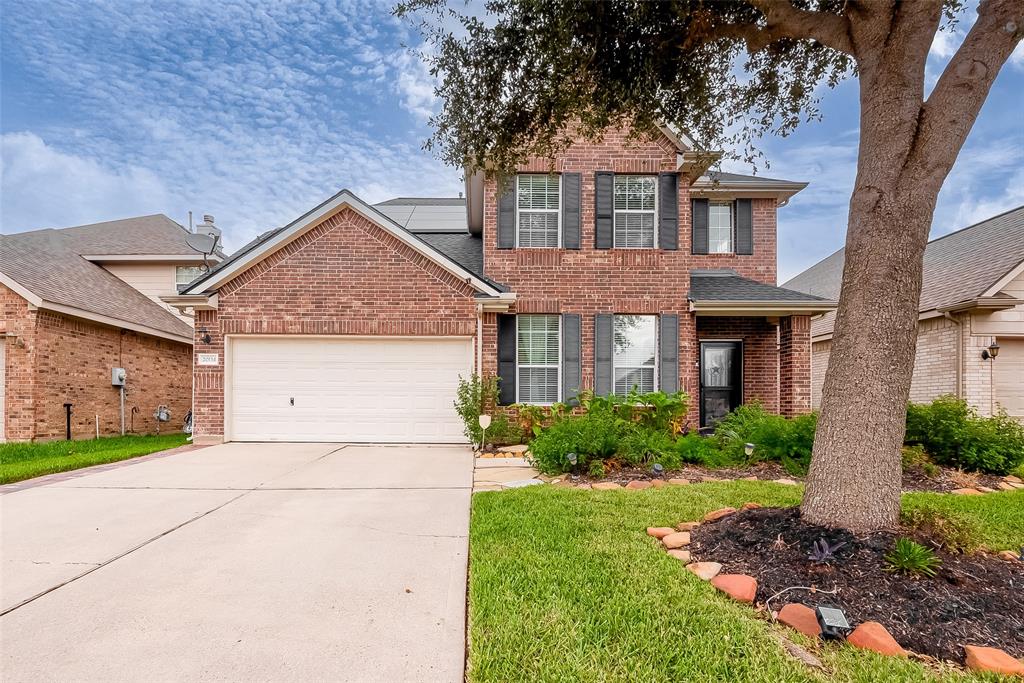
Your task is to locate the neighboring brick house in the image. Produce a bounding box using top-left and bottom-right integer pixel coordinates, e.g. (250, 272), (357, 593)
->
(1, 215), (221, 441)
(174, 127), (832, 444)
(784, 206), (1024, 420)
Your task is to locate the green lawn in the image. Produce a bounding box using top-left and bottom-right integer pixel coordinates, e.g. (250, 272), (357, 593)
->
(468, 482), (1023, 683)
(0, 433), (189, 484)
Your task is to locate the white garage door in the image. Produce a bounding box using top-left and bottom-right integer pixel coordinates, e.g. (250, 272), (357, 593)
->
(229, 337), (472, 443)
(995, 337), (1024, 420)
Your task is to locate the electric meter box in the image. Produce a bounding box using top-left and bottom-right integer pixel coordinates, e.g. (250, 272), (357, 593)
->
(111, 368), (127, 386)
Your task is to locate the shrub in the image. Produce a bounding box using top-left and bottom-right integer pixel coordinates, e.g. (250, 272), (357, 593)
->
(900, 506), (980, 553)
(901, 444), (941, 478)
(713, 403), (817, 475)
(455, 374), (498, 444)
(618, 427), (680, 469)
(528, 410), (624, 474)
(674, 433), (736, 468)
(905, 395), (1024, 474)
(884, 538), (941, 577)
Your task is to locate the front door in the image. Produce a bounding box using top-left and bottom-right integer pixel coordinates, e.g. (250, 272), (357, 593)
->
(700, 341), (742, 428)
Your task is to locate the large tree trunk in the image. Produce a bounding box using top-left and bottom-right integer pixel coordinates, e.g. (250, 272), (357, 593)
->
(800, 0), (1022, 531)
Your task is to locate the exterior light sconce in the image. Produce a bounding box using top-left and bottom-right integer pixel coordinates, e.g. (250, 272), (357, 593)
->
(981, 342), (1000, 360)
(198, 327), (212, 345)
(815, 605), (852, 640)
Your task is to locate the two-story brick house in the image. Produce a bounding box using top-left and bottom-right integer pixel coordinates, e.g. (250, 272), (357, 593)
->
(175, 127), (834, 444)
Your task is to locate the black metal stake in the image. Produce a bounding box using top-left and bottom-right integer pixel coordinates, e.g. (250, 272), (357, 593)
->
(63, 403), (73, 440)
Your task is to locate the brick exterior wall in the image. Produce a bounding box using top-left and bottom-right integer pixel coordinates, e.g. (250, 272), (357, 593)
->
(478, 127), (793, 426)
(779, 315), (812, 416)
(2, 283), (191, 441)
(811, 340), (830, 410)
(192, 207), (480, 440)
(909, 315), (959, 403)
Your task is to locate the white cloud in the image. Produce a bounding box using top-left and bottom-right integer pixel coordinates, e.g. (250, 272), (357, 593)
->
(1, 132), (171, 231)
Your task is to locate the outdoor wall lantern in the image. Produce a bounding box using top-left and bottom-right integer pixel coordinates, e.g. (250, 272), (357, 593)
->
(198, 327), (212, 344)
(744, 443), (756, 457)
(815, 606), (852, 640)
(981, 342), (1000, 360)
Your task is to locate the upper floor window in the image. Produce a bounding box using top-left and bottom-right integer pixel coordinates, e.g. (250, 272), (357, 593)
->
(516, 174), (560, 248)
(517, 314), (561, 404)
(708, 202), (734, 254)
(613, 315), (657, 395)
(614, 175), (657, 248)
(176, 265), (205, 285)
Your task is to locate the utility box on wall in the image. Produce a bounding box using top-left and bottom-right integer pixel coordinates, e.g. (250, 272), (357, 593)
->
(111, 368), (126, 386)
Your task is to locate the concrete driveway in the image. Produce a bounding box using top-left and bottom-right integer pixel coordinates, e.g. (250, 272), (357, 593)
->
(1, 443), (473, 682)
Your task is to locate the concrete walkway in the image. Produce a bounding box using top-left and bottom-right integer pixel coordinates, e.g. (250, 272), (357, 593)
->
(1, 442), (473, 682)
(472, 457), (542, 492)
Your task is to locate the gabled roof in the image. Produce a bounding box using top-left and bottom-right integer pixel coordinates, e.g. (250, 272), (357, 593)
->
(1, 216), (197, 342)
(688, 269), (835, 316)
(182, 190), (505, 297)
(783, 206), (1024, 338)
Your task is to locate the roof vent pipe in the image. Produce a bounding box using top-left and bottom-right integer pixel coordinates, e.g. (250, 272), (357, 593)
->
(196, 214), (221, 241)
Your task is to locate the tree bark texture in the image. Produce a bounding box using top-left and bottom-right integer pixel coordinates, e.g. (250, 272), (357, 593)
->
(800, 0), (1023, 531)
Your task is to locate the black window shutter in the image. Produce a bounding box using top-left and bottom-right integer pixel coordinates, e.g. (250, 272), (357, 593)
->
(691, 198), (709, 254)
(497, 177), (516, 249)
(497, 314), (517, 405)
(658, 173), (678, 250)
(561, 173), (581, 249)
(594, 171), (614, 249)
(735, 198), (753, 255)
(561, 314), (582, 404)
(659, 314), (679, 393)
(594, 314), (613, 396)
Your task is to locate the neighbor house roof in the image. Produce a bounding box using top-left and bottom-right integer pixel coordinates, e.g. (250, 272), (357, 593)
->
(688, 269), (835, 316)
(783, 205), (1024, 339)
(182, 189), (506, 298)
(0, 215), (197, 342)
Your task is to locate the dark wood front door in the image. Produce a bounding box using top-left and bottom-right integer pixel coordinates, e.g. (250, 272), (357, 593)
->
(700, 341), (742, 428)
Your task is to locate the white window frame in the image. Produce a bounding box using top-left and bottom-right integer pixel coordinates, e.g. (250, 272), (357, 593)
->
(612, 314), (659, 396)
(515, 174), (562, 248)
(175, 265), (205, 285)
(515, 314), (562, 405)
(708, 201), (735, 254)
(613, 175), (658, 249)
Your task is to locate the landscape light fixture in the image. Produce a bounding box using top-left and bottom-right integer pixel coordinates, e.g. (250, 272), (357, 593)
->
(566, 452), (578, 467)
(981, 341), (1000, 360)
(651, 463), (664, 476)
(478, 414), (492, 452)
(744, 443), (756, 457)
(815, 606), (852, 640)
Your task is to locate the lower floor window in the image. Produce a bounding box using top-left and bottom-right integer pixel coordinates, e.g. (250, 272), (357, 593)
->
(517, 314), (560, 403)
(613, 315), (657, 395)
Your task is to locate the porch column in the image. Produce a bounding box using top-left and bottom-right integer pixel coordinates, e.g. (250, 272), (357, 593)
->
(779, 315), (812, 416)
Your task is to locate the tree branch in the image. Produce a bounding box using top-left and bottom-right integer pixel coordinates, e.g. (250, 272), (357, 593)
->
(744, 0), (855, 55)
(908, 0), (1023, 186)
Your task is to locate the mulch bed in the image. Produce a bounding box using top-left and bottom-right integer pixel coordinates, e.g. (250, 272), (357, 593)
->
(690, 507), (1024, 664)
(545, 460), (1009, 493)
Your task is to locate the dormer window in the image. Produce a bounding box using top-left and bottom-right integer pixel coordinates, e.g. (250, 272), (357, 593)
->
(708, 202), (734, 254)
(516, 174), (561, 247)
(613, 175), (657, 248)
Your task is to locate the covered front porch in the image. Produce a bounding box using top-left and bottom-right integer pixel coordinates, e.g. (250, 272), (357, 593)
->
(686, 270), (836, 428)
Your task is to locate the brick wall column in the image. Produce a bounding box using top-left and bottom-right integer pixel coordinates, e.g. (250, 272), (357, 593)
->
(780, 315), (812, 416)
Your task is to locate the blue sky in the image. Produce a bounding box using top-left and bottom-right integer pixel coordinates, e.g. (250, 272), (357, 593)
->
(2, 0), (1022, 281)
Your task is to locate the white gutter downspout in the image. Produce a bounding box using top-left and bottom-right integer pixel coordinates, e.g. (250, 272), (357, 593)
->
(476, 303), (484, 376)
(943, 311), (962, 398)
